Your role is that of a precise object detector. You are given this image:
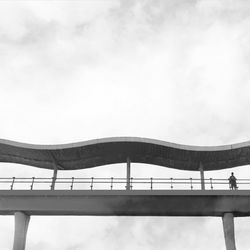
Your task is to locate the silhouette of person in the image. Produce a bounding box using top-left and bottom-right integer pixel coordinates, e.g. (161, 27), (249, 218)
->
(228, 172), (237, 190)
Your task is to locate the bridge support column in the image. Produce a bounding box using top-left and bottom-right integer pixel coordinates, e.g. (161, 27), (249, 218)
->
(222, 213), (236, 250)
(126, 157), (131, 190)
(13, 212), (30, 250)
(199, 162), (205, 190)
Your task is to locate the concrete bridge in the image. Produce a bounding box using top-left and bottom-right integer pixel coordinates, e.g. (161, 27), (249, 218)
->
(1, 137), (250, 250)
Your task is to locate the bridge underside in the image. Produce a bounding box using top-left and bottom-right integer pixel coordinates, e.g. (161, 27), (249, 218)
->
(0, 190), (250, 217)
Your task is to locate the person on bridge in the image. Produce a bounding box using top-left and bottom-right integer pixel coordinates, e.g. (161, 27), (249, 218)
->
(228, 172), (237, 190)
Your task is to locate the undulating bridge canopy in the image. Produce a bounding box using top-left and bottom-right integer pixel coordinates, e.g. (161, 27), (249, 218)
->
(0, 137), (249, 171)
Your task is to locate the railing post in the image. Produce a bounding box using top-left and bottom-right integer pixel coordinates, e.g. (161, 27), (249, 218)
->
(130, 177), (133, 190)
(51, 166), (58, 190)
(10, 177), (15, 190)
(90, 177), (94, 190)
(210, 178), (213, 190)
(110, 177), (113, 190)
(126, 157), (131, 190)
(190, 178), (193, 190)
(199, 162), (205, 190)
(70, 177), (74, 190)
(150, 177), (153, 190)
(30, 177), (35, 190)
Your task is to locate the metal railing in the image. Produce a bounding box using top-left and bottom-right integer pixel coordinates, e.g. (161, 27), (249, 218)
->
(0, 177), (248, 190)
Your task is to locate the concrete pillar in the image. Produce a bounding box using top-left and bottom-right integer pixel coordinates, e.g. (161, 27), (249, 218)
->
(51, 166), (58, 190)
(13, 212), (30, 250)
(199, 162), (205, 190)
(126, 157), (131, 190)
(222, 213), (236, 250)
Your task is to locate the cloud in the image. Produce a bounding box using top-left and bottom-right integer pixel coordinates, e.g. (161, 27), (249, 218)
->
(1, 0), (250, 249)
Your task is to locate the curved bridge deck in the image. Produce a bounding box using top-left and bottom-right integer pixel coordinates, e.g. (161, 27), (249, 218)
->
(1, 136), (250, 171)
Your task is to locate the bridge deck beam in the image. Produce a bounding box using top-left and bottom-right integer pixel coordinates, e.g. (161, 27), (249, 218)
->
(0, 190), (250, 216)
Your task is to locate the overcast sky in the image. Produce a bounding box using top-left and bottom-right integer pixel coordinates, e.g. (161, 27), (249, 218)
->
(1, 0), (250, 249)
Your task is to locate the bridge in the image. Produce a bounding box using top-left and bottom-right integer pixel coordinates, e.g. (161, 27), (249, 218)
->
(1, 137), (250, 250)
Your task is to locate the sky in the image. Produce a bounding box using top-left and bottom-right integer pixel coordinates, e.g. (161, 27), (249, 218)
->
(1, 0), (250, 249)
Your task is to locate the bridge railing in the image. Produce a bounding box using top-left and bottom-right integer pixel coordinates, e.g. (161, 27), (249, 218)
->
(0, 177), (248, 190)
